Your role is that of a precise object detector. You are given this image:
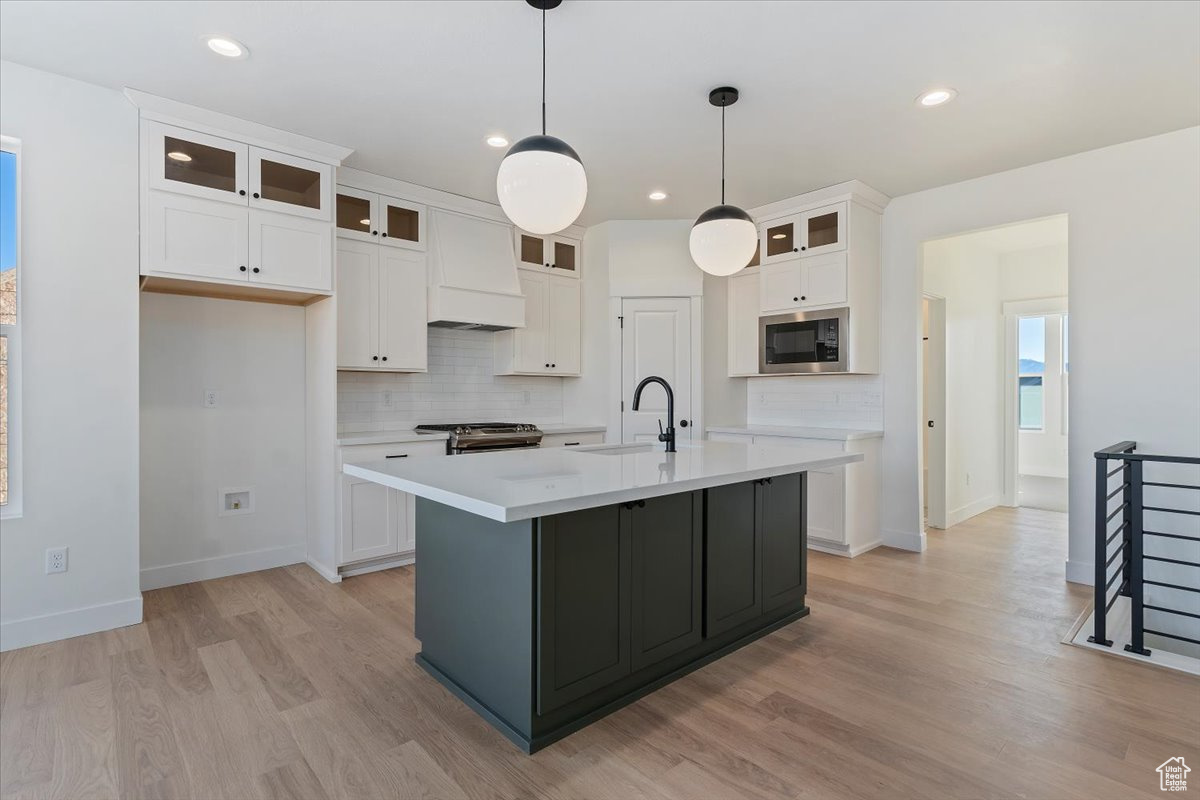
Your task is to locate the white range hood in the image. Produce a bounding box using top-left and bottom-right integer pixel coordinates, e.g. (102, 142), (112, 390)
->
(427, 209), (525, 331)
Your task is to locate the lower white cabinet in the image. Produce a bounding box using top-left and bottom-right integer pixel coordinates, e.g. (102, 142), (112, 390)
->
(540, 431), (605, 448)
(336, 440), (446, 567)
(336, 239), (427, 371)
(707, 430), (881, 557)
(495, 272), (581, 375)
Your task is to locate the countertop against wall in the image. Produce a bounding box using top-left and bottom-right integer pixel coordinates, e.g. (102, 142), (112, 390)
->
(707, 424), (883, 441)
(337, 423), (606, 447)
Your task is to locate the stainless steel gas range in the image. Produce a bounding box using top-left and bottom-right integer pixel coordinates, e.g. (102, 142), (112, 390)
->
(414, 422), (544, 455)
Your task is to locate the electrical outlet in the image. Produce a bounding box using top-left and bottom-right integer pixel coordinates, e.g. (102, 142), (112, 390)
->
(45, 546), (68, 574)
(966, 472), (971, 486)
(382, 390), (394, 408)
(523, 391), (531, 404)
(204, 390), (218, 408)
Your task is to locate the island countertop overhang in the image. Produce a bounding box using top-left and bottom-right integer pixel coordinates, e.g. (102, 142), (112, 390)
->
(343, 440), (864, 522)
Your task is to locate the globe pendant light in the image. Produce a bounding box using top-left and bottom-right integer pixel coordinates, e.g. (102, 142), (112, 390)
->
(496, 0), (587, 235)
(689, 87), (757, 277)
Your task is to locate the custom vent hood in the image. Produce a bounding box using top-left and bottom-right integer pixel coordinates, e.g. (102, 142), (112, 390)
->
(427, 209), (526, 331)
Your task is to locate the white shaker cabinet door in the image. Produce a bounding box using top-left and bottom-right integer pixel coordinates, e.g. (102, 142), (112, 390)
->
(336, 239), (379, 369)
(378, 248), (428, 371)
(800, 252), (848, 308)
(727, 270), (760, 376)
(144, 190), (249, 282)
(513, 271), (550, 373)
(805, 467), (846, 545)
(339, 475), (400, 563)
(547, 275), (581, 374)
(249, 208), (332, 291)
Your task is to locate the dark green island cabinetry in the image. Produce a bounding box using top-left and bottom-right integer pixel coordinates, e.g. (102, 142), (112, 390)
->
(413, 473), (808, 753)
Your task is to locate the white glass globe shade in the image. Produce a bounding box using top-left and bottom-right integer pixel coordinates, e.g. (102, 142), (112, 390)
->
(689, 214), (758, 276)
(497, 144), (588, 235)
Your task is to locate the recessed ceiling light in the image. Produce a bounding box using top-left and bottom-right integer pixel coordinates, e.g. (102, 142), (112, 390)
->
(205, 36), (248, 59)
(359, 218), (370, 225)
(486, 135), (509, 148)
(167, 151), (192, 162)
(917, 88), (957, 107)
(648, 190), (668, 201)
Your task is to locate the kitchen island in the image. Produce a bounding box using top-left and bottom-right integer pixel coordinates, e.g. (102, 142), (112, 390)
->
(344, 439), (862, 752)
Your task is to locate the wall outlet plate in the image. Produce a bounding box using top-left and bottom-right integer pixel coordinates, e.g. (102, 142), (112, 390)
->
(218, 487), (255, 516)
(45, 546), (68, 574)
(204, 390), (219, 408)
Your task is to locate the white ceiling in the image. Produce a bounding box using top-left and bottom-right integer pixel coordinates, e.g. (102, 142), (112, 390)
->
(2, 1), (1197, 225)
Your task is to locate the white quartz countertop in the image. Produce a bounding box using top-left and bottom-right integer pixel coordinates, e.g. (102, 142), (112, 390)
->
(343, 440), (863, 523)
(537, 424), (607, 435)
(707, 424), (883, 441)
(337, 430), (449, 446)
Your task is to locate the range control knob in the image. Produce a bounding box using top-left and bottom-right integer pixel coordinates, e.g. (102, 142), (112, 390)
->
(454, 427), (464, 435)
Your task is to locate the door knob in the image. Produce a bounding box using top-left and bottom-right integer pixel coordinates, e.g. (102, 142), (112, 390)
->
(679, 419), (689, 428)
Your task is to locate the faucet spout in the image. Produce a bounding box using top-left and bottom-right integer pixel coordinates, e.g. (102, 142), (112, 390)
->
(631, 376), (676, 453)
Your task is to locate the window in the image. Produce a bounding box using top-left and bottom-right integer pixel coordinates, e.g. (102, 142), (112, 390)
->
(1, 136), (21, 516)
(1018, 316), (1045, 430)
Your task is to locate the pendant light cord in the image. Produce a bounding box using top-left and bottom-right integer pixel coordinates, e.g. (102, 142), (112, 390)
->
(541, 6), (547, 135)
(720, 105), (726, 205)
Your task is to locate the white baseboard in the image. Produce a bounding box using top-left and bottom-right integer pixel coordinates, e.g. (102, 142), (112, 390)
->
(882, 527), (926, 552)
(808, 538), (884, 558)
(306, 557), (342, 584)
(339, 552), (415, 578)
(140, 544), (307, 591)
(1, 595), (143, 652)
(946, 494), (1000, 528)
(1065, 559), (1094, 586)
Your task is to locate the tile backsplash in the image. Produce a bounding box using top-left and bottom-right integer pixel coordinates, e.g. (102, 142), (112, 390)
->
(746, 374), (884, 429)
(337, 328), (565, 433)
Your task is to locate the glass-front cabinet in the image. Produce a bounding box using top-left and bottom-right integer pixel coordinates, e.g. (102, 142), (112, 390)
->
(514, 230), (581, 278)
(335, 187), (426, 251)
(761, 202), (848, 265)
(148, 121), (248, 204)
(249, 147), (331, 221)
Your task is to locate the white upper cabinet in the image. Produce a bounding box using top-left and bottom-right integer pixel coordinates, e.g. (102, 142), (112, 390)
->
(495, 272), (580, 376)
(335, 238), (427, 372)
(760, 252), (848, 313)
(140, 119), (337, 297)
(514, 230), (581, 278)
(249, 147), (331, 221)
(727, 269), (760, 377)
(147, 121), (249, 205)
(761, 201), (848, 265)
(335, 186), (427, 251)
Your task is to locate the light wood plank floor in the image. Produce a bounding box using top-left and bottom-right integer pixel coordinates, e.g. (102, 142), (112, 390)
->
(3, 507), (1198, 799)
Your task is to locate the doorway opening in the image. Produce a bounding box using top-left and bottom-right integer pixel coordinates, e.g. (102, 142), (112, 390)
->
(920, 214), (1068, 532)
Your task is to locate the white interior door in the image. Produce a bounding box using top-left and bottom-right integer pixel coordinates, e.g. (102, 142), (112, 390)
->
(923, 295), (947, 530)
(621, 298), (693, 444)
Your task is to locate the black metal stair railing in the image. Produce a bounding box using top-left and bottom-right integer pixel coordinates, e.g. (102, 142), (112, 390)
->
(1091, 441), (1200, 655)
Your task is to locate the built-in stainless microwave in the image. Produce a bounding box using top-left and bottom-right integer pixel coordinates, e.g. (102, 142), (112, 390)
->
(759, 307), (848, 374)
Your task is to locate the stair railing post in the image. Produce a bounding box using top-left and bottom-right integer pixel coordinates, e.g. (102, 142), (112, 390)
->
(1125, 459), (1151, 656)
(1089, 452), (1112, 646)
(1121, 460), (1133, 596)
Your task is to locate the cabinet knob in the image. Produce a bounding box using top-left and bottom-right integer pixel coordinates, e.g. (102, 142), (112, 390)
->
(240, 266), (247, 272)
(238, 189), (246, 196)
(381, 356), (388, 362)
(800, 295), (806, 301)
(253, 267), (260, 274)
(373, 356), (379, 361)
(372, 230), (379, 236)
(545, 363), (550, 368)
(252, 192), (260, 199)
(381, 232), (388, 238)
(800, 246), (807, 251)
(792, 248), (799, 253)
(544, 263), (550, 268)
(551, 363), (556, 368)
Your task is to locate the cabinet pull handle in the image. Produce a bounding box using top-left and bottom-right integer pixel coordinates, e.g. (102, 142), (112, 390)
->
(386, 454), (408, 459)
(564, 442), (580, 446)
(622, 499), (646, 510)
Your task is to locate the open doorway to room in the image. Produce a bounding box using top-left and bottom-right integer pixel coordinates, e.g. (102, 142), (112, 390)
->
(920, 215), (1068, 532)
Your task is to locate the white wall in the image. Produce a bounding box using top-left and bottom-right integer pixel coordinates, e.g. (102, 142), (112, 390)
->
(746, 376), (884, 429)
(922, 236), (1004, 525)
(0, 62), (142, 650)
(881, 126), (1200, 582)
(140, 293), (308, 589)
(1000, 244), (1068, 300)
(702, 272), (746, 426)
